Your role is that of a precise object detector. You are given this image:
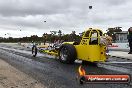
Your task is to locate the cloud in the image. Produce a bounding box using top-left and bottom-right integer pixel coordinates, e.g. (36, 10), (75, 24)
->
(0, 0), (70, 16)
(0, 0), (132, 37)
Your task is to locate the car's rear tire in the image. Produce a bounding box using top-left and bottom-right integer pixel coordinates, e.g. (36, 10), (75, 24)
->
(32, 45), (37, 57)
(59, 44), (77, 64)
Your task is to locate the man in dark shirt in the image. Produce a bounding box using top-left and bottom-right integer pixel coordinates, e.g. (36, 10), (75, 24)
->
(127, 27), (132, 54)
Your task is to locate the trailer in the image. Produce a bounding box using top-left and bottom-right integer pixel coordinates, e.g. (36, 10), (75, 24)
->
(32, 28), (108, 64)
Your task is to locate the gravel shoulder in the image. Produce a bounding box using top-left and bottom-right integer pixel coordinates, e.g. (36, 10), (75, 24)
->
(0, 58), (46, 88)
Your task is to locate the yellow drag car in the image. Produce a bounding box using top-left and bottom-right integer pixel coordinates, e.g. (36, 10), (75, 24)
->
(32, 28), (108, 64)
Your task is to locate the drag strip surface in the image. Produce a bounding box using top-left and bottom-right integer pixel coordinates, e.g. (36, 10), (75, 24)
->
(0, 44), (131, 88)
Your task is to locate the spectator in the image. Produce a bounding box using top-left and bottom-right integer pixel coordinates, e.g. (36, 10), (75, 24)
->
(127, 27), (132, 54)
(100, 35), (112, 53)
(100, 36), (112, 46)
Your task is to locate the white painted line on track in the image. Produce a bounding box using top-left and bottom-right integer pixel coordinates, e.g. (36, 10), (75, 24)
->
(100, 62), (132, 64)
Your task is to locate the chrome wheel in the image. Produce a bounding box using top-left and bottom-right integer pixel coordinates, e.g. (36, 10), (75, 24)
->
(60, 47), (68, 61)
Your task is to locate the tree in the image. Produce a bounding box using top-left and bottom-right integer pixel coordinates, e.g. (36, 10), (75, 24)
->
(42, 33), (47, 45)
(106, 27), (122, 42)
(58, 30), (62, 40)
(31, 35), (38, 42)
(50, 31), (57, 35)
(58, 30), (62, 37)
(70, 31), (76, 41)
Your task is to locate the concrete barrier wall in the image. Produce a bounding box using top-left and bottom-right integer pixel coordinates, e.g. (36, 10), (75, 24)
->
(108, 43), (129, 51)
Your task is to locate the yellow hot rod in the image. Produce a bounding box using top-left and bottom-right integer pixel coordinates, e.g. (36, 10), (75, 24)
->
(32, 28), (108, 64)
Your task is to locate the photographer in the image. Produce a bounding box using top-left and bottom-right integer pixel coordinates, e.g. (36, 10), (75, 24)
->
(127, 27), (132, 54)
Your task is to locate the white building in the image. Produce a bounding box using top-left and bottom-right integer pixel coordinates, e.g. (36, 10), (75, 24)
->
(115, 31), (128, 43)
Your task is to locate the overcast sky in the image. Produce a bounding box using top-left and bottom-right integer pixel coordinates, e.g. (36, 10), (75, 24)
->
(0, 0), (132, 38)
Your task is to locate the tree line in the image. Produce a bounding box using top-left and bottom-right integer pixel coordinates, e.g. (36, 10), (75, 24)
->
(0, 27), (123, 43)
(0, 30), (81, 43)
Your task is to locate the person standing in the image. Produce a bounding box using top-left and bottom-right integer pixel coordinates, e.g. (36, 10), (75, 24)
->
(127, 27), (132, 54)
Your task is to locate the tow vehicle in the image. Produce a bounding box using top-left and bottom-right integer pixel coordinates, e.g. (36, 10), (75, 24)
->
(32, 28), (107, 64)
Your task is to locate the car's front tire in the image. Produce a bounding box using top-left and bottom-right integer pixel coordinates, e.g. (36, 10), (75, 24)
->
(32, 45), (37, 57)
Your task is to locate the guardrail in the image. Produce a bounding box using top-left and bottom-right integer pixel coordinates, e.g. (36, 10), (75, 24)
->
(108, 43), (129, 51)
